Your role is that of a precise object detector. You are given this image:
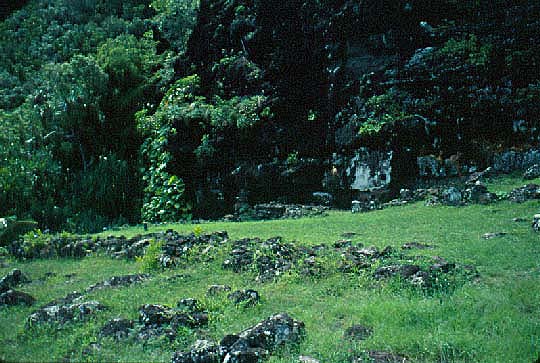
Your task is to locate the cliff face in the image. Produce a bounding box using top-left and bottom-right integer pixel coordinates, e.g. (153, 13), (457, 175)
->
(173, 0), (540, 214)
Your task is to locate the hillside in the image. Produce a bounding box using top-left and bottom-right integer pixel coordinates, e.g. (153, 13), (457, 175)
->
(0, 174), (539, 362)
(1, 1), (540, 231)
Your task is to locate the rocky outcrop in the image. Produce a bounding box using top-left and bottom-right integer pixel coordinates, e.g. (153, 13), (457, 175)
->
(0, 268), (30, 293)
(171, 313), (305, 363)
(0, 289), (35, 306)
(27, 292), (105, 326)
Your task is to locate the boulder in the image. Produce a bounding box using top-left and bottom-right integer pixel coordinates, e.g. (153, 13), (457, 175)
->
(533, 214), (540, 232)
(524, 164), (540, 180)
(27, 294), (105, 326)
(0, 289), (35, 306)
(508, 184), (540, 203)
(441, 187), (462, 206)
(228, 290), (260, 307)
(171, 339), (220, 363)
(0, 268), (31, 293)
(171, 313), (305, 363)
(99, 318), (133, 340)
(86, 274), (149, 293)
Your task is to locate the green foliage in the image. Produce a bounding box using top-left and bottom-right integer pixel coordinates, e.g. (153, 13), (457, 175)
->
(136, 238), (164, 271)
(436, 34), (492, 68)
(193, 225), (204, 237)
(359, 91), (413, 136)
(150, 0), (198, 51)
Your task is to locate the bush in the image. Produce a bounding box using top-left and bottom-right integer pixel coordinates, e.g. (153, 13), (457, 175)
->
(136, 239), (164, 272)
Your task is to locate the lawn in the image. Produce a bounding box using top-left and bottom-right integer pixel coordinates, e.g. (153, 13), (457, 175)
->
(0, 175), (539, 363)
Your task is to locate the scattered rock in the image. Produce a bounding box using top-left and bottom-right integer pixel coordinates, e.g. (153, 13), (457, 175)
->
(27, 292), (105, 326)
(228, 289), (260, 307)
(137, 303), (208, 341)
(298, 356), (320, 363)
(533, 214), (540, 232)
(0, 269), (31, 293)
(430, 257), (455, 273)
(171, 313), (304, 363)
(0, 289), (35, 306)
(344, 324), (373, 340)
(441, 187), (462, 206)
(401, 242), (433, 250)
(482, 232), (507, 239)
(223, 313), (304, 361)
(463, 183), (496, 204)
(312, 192), (333, 206)
(86, 274), (149, 293)
(508, 184), (540, 203)
(374, 265), (420, 279)
(351, 200), (362, 213)
(334, 240), (353, 248)
(207, 284), (232, 296)
(523, 164), (540, 179)
(171, 339), (220, 363)
(99, 318), (133, 340)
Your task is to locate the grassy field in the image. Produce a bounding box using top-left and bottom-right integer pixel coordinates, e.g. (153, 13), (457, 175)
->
(1, 175), (539, 363)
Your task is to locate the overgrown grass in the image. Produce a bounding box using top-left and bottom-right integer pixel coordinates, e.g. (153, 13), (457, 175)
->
(1, 175), (539, 362)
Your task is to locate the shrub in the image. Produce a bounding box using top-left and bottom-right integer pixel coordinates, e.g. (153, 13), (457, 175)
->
(136, 239), (164, 272)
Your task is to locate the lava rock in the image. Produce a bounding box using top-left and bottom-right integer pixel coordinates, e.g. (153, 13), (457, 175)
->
(533, 214), (540, 232)
(374, 264), (420, 279)
(27, 294), (105, 326)
(482, 232), (507, 239)
(401, 242), (432, 250)
(0, 289), (35, 306)
(523, 164), (540, 180)
(99, 318), (133, 340)
(441, 187), (462, 206)
(0, 269), (31, 293)
(86, 274), (149, 292)
(508, 184), (540, 203)
(228, 289), (260, 307)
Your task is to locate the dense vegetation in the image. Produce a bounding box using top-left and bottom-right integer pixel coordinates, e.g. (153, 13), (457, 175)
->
(1, 0), (540, 231)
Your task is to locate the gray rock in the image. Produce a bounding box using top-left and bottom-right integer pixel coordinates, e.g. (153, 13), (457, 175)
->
(298, 356), (320, 363)
(374, 265), (420, 279)
(508, 184), (540, 203)
(312, 192), (333, 206)
(99, 318), (133, 340)
(401, 241), (433, 250)
(524, 164), (540, 180)
(0, 269), (31, 293)
(86, 274), (149, 293)
(0, 289), (35, 306)
(27, 296), (105, 326)
(171, 313), (304, 363)
(171, 339), (221, 363)
(227, 290), (260, 307)
(482, 232), (507, 239)
(442, 187), (462, 206)
(533, 214), (540, 232)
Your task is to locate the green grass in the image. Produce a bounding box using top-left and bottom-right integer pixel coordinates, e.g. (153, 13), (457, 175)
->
(1, 175), (539, 363)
